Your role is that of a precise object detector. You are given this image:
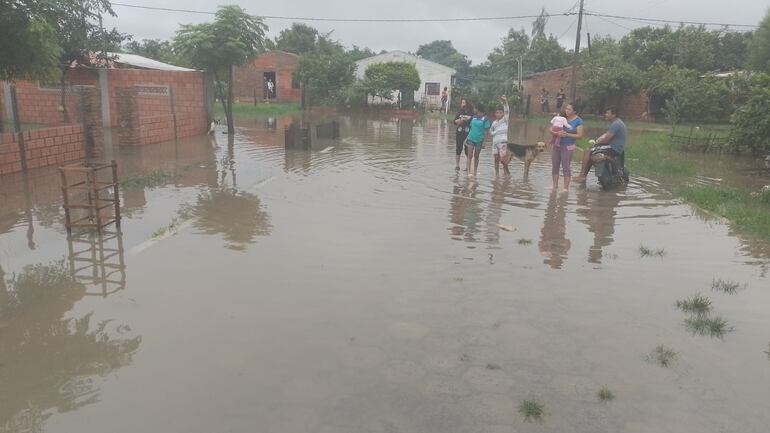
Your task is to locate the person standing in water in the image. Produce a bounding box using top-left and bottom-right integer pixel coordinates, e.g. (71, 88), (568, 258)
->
(490, 96), (511, 176)
(453, 99), (473, 170)
(551, 103), (584, 192)
(465, 103), (491, 177)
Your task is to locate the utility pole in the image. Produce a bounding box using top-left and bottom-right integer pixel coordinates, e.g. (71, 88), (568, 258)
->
(569, 0), (585, 101)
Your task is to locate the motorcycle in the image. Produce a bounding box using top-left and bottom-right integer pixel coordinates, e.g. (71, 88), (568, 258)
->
(589, 140), (629, 190)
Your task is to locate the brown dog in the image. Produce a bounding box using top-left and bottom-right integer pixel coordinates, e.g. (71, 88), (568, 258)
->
(508, 141), (547, 177)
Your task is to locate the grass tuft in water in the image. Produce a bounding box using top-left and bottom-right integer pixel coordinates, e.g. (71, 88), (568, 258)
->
(485, 362), (502, 370)
(765, 342), (770, 360)
(639, 245), (666, 257)
(518, 398), (545, 423)
(121, 169), (174, 189)
(675, 294), (712, 315)
(597, 386), (615, 402)
(685, 315), (733, 338)
(711, 278), (746, 294)
(517, 238), (533, 245)
(151, 217), (184, 239)
(646, 345), (678, 367)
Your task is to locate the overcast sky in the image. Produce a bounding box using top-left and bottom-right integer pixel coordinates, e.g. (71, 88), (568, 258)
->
(105, 0), (769, 64)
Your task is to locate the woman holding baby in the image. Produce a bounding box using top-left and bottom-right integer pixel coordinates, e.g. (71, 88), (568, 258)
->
(549, 103), (583, 193)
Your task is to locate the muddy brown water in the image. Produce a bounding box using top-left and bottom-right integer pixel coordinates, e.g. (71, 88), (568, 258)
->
(1, 115), (769, 433)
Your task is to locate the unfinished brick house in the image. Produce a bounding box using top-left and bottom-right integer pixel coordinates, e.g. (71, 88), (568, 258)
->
(1, 53), (212, 176)
(521, 66), (649, 120)
(233, 51), (302, 103)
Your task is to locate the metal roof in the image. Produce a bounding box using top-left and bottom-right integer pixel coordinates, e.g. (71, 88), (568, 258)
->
(107, 52), (197, 72)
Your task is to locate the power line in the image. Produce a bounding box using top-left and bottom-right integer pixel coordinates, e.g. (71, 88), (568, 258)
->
(110, 2), (570, 22)
(110, 2), (759, 28)
(582, 11), (759, 28)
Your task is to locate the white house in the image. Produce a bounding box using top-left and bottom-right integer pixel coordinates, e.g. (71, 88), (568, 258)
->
(355, 50), (456, 111)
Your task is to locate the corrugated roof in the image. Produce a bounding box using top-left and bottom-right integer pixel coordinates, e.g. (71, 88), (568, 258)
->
(107, 52), (197, 72)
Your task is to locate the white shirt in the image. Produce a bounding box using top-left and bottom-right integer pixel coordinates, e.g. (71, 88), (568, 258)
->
(490, 103), (509, 146)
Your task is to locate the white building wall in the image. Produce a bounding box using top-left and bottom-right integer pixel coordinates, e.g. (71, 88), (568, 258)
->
(355, 51), (456, 109)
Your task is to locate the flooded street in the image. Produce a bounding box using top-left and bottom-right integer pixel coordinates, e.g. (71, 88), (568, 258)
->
(1, 115), (769, 433)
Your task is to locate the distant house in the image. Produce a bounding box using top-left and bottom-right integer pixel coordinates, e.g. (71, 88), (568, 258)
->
(354, 50), (456, 109)
(233, 51), (302, 103)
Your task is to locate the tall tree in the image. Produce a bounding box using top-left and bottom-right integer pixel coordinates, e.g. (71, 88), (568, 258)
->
(174, 5), (268, 133)
(54, 0), (126, 122)
(531, 8), (549, 41)
(275, 23), (320, 55)
(748, 9), (770, 73)
(713, 32), (752, 71)
(416, 40), (471, 75)
(347, 45), (376, 61)
(123, 38), (178, 65)
(294, 50), (356, 107)
(0, 1), (61, 81)
(620, 26), (675, 70)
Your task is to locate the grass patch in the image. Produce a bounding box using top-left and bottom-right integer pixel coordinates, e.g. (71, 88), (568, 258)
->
(597, 386), (615, 402)
(517, 238), (533, 245)
(678, 186), (770, 240)
(646, 345), (678, 367)
(215, 102), (301, 119)
(151, 216), (185, 239)
(685, 315), (733, 338)
(639, 244), (666, 257)
(675, 294), (712, 315)
(712, 278), (746, 294)
(518, 398), (545, 423)
(120, 169), (174, 189)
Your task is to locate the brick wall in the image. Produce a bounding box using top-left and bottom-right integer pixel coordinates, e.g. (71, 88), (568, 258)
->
(522, 67), (649, 119)
(233, 51), (302, 103)
(108, 69), (208, 144)
(10, 69), (100, 126)
(0, 125), (86, 175)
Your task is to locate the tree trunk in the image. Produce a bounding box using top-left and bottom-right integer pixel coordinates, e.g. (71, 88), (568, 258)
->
(226, 71), (235, 134)
(60, 67), (70, 123)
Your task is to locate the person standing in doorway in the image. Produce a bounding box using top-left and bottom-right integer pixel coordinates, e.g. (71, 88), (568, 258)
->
(556, 88), (566, 111)
(540, 88), (550, 114)
(453, 99), (473, 170)
(551, 103), (584, 192)
(266, 79), (275, 99)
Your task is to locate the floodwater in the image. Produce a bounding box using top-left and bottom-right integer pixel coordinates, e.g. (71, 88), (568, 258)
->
(1, 114), (769, 433)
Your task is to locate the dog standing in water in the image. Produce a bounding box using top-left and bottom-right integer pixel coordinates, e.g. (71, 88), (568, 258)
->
(509, 141), (547, 178)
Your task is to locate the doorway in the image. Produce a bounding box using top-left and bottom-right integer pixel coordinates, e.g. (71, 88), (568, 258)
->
(263, 72), (276, 100)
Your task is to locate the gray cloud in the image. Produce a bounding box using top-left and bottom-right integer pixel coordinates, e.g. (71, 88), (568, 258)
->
(104, 0), (767, 64)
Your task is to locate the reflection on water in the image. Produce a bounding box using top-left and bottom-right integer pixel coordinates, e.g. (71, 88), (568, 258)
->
(1, 114), (770, 433)
(539, 192), (571, 269)
(189, 189), (271, 251)
(0, 262), (140, 433)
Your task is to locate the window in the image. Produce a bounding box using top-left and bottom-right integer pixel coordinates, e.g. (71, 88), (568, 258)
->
(292, 77), (300, 89)
(425, 82), (440, 96)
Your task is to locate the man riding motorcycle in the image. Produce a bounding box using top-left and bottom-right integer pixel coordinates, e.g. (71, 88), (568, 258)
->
(574, 107), (627, 183)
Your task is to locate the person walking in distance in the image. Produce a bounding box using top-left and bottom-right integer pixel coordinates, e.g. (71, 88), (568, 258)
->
(540, 88), (550, 114)
(441, 87), (449, 112)
(453, 99), (473, 170)
(556, 88), (566, 111)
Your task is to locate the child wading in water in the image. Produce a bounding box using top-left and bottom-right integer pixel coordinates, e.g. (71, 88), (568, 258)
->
(490, 96), (511, 176)
(465, 103), (491, 177)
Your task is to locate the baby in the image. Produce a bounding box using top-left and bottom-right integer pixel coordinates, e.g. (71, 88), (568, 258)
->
(550, 114), (570, 147)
